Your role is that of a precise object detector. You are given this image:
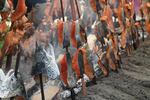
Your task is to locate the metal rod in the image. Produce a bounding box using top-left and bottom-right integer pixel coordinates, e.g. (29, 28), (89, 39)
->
(140, 8), (145, 42)
(60, 0), (65, 21)
(10, 97), (14, 100)
(78, 50), (86, 96)
(95, 0), (102, 18)
(70, 0), (76, 20)
(14, 51), (21, 78)
(142, 27), (145, 42)
(74, 0), (87, 42)
(39, 74), (45, 100)
(74, 0), (80, 18)
(5, 55), (12, 72)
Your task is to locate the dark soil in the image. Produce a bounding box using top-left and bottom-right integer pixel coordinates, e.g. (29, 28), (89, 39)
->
(75, 37), (150, 100)
(17, 37), (150, 100)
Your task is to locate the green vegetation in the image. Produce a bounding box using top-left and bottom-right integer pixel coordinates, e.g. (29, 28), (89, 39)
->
(0, 40), (4, 49)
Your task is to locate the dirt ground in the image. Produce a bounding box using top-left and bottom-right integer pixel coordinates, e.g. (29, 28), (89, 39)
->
(18, 36), (150, 100)
(75, 37), (150, 100)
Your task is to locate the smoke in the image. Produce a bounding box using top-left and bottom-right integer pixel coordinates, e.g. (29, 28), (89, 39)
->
(20, 0), (98, 60)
